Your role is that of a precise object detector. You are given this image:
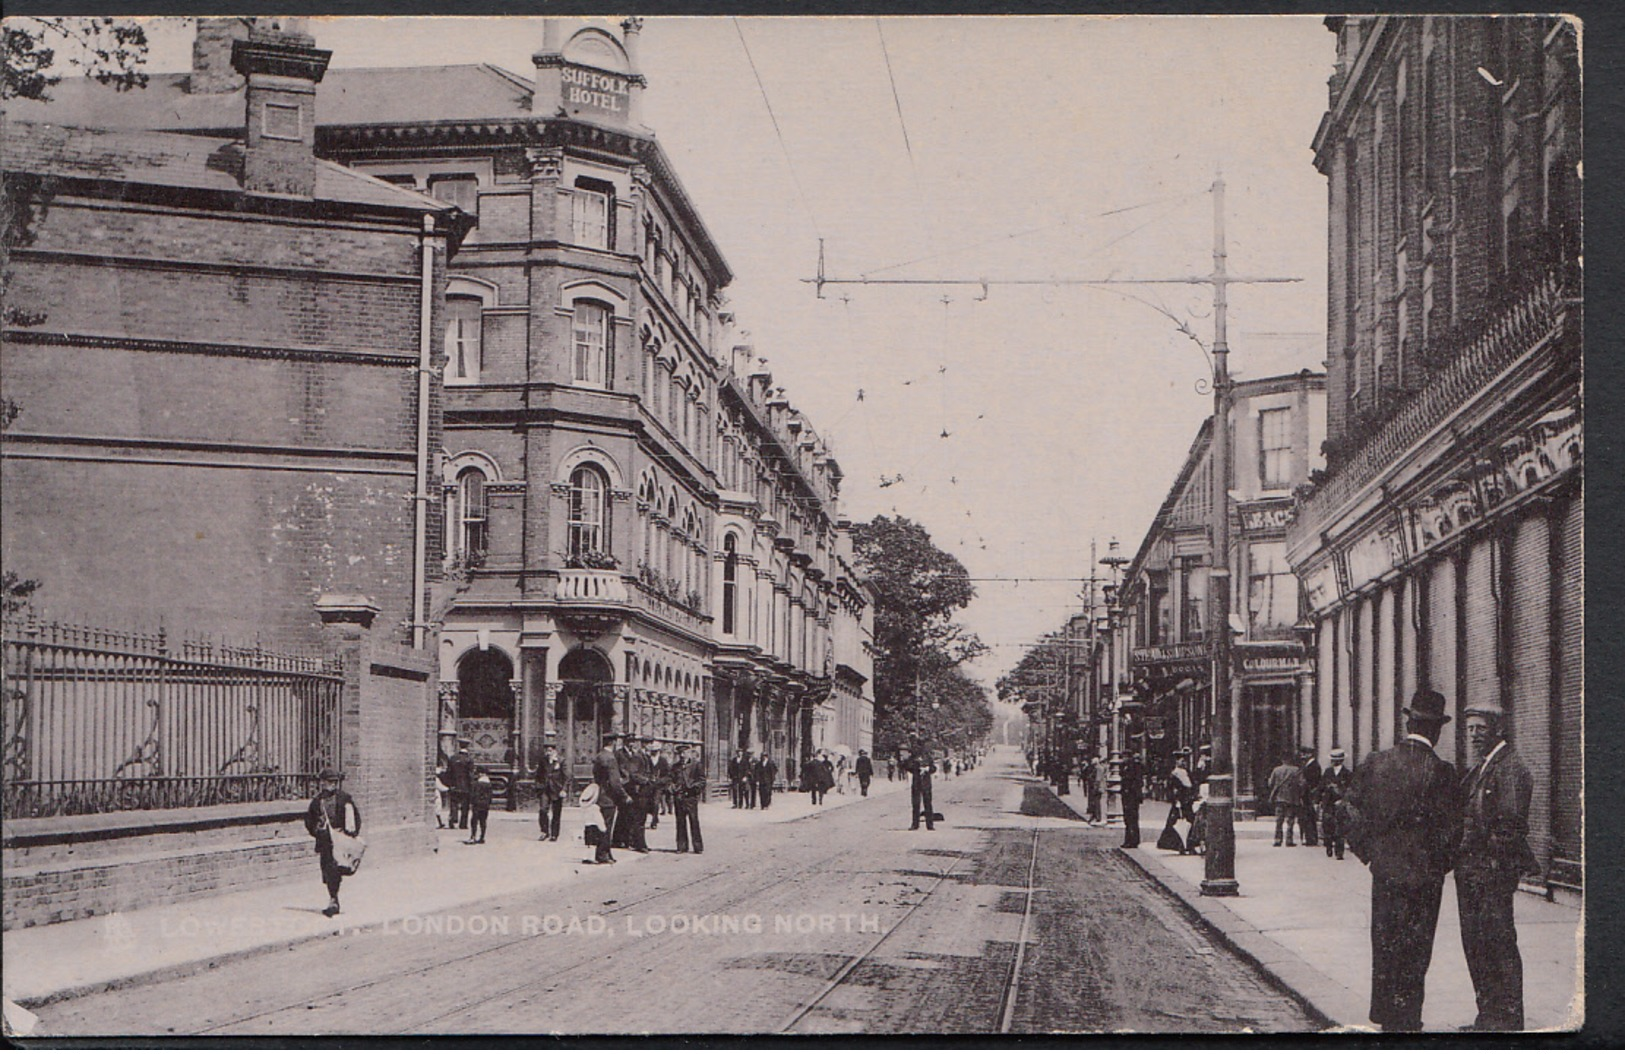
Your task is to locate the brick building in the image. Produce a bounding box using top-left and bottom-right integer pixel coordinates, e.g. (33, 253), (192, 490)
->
(7, 17), (873, 811)
(1112, 370), (1326, 815)
(1285, 17), (1581, 892)
(2, 21), (470, 925)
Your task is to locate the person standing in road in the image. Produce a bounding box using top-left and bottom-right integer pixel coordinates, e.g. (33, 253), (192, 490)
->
(1319, 748), (1352, 860)
(671, 742), (706, 854)
(855, 749), (874, 797)
(536, 742), (568, 842)
(446, 739), (474, 830)
(467, 767), (493, 844)
(1455, 700), (1538, 1032)
(1120, 750), (1143, 849)
(1267, 751), (1305, 847)
(755, 752), (777, 809)
(899, 746), (936, 831)
(1298, 746), (1323, 848)
(1344, 689), (1463, 1032)
(591, 732), (629, 865)
(304, 767), (361, 918)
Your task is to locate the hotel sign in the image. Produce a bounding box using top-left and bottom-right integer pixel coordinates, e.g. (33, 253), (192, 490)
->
(561, 64), (631, 119)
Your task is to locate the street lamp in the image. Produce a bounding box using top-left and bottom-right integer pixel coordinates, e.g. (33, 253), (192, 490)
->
(1201, 176), (1239, 898)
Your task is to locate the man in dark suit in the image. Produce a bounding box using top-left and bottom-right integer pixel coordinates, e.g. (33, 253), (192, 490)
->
(1119, 750), (1143, 849)
(445, 740), (474, 830)
(536, 742), (568, 842)
(727, 749), (745, 808)
(899, 746), (936, 831)
(591, 732), (629, 865)
(671, 742), (706, 854)
(615, 737), (651, 853)
(742, 750), (758, 808)
(1344, 689), (1463, 1032)
(755, 752), (777, 809)
(1456, 700), (1538, 1032)
(855, 750), (874, 797)
(1298, 746), (1323, 848)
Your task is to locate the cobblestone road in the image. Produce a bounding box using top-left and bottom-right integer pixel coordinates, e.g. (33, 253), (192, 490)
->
(35, 748), (1315, 1036)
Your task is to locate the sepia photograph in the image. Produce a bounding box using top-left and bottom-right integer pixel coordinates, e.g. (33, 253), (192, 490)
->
(0, 7), (1585, 1038)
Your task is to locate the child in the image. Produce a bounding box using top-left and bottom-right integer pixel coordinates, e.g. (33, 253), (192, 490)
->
(468, 768), (493, 844)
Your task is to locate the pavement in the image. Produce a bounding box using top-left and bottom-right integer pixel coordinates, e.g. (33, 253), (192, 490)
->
(1, 776), (906, 1013)
(1045, 787), (1584, 1034)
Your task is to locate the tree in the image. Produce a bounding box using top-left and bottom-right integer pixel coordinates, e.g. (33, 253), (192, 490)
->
(3, 17), (149, 103)
(851, 515), (990, 754)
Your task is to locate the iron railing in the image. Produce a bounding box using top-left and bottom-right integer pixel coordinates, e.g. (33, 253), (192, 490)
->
(2, 618), (343, 818)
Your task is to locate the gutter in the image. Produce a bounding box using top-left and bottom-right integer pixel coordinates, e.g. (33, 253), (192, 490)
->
(412, 213), (438, 650)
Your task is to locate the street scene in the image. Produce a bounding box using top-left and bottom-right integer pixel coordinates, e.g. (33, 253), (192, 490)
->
(1, 11), (1584, 1039)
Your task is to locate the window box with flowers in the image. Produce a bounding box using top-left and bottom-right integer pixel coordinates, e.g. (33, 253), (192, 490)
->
(564, 549), (620, 571)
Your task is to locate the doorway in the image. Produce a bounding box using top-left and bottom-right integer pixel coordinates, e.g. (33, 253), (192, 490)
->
(556, 648), (615, 785)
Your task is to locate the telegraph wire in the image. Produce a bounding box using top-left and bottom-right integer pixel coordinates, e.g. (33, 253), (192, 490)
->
(875, 20), (917, 175)
(733, 18), (822, 239)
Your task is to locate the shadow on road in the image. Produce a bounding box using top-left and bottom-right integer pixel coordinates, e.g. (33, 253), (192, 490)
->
(1019, 784), (1085, 820)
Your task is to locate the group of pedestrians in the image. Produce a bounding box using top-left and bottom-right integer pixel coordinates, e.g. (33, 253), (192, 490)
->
(589, 732), (706, 864)
(726, 748), (779, 809)
(438, 738), (495, 844)
(1265, 744), (1353, 857)
(1345, 690), (1537, 1032)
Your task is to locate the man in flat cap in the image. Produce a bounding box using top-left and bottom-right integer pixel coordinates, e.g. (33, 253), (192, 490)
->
(1455, 700), (1538, 1031)
(1344, 688), (1463, 1032)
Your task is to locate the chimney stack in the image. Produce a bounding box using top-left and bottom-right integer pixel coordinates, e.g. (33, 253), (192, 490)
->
(190, 17), (253, 94)
(230, 20), (331, 198)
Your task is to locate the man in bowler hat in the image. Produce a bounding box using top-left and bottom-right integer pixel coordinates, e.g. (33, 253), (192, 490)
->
(1119, 750), (1143, 849)
(1455, 700), (1538, 1031)
(1344, 688), (1463, 1031)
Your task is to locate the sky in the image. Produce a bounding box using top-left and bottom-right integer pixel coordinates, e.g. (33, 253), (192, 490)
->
(136, 15), (1336, 689)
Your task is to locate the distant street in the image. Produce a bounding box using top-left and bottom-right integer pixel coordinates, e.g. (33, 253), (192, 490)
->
(36, 747), (1312, 1036)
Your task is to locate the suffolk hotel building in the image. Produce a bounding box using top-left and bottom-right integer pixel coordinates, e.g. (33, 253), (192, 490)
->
(1285, 17), (1581, 893)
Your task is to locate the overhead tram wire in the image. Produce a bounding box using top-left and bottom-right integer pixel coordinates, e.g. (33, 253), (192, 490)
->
(733, 18), (822, 239)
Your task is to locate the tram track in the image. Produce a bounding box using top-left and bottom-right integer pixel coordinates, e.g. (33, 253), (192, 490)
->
(778, 825), (1044, 1035)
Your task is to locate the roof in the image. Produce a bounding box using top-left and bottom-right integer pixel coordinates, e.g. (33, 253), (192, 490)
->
(5, 64), (536, 133)
(3, 119), (455, 212)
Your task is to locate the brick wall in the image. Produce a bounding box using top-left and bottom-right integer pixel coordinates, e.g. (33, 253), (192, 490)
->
(2, 191), (438, 653)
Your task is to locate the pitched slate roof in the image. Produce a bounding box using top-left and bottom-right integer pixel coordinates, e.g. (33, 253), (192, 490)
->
(5, 64), (536, 133)
(3, 119), (453, 211)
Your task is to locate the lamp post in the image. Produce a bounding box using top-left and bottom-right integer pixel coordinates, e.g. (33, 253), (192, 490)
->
(1101, 539), (1128, 825)
(1201, 176), (1239, 898)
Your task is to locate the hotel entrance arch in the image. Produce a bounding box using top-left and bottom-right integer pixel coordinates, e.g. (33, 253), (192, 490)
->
(556, 647), (615, 785)
(456, 648), (515, 770)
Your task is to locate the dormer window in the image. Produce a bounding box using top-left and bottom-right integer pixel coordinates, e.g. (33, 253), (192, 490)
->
(428, 174), (478, 216)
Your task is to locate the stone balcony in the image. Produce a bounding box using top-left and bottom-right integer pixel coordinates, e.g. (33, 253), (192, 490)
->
(555, 568), (628, 604)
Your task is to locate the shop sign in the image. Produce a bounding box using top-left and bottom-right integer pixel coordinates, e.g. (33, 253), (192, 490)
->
(1242, 655), (1301, 674)
(1344, 515), (1407, 593)
(1302, 559), (1341, 615)
(1241, 502), (1294, 532)
(1132, 641), (1209, 665)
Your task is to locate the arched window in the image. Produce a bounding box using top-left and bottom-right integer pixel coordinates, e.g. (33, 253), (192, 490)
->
(665, 494), (679, 579)
(445, 296), (483, 384)
(683, 508), (699, 596)
(457, 468), (488, 558)
(572, 301), (612, 388)
(568, 465), (609, 559)
(722, 534), (738, 635)
(639, 477), (654, 567)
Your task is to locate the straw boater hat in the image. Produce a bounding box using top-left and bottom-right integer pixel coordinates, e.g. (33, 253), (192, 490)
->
(1330, 749), (1346, 762)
